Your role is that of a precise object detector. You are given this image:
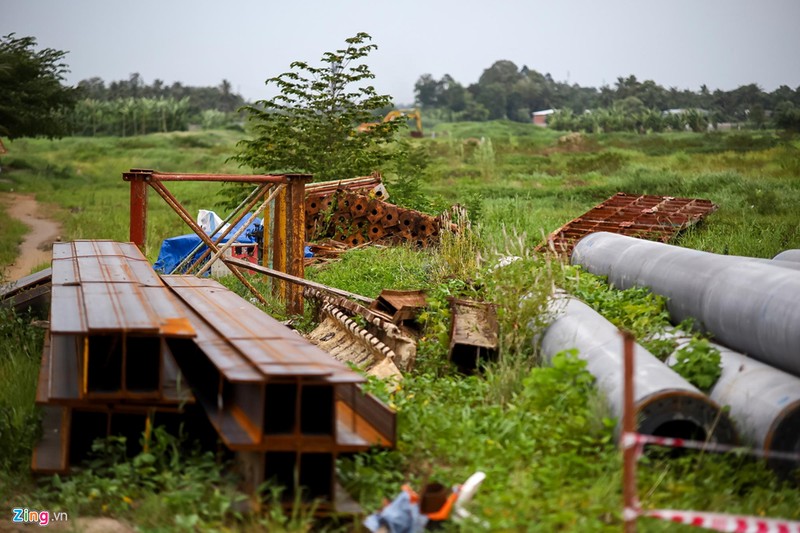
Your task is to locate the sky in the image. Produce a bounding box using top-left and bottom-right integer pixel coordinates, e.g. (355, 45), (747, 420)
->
(4, 0), (800, 105)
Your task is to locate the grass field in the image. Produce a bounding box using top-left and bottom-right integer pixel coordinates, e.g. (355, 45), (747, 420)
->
(1, 124), (798, 531)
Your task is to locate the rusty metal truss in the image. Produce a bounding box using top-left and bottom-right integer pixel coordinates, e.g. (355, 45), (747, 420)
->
(123, 169), (310, 315)
(538, 192), (718, 256)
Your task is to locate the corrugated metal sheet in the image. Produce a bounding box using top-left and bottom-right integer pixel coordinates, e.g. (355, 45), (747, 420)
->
(538, 192), (718, 256)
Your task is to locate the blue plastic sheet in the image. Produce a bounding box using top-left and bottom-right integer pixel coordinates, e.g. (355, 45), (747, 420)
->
(153, 218), (261, 274)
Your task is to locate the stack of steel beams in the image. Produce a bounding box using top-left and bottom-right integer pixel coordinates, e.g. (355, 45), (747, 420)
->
(33, 241), (199, 474)
(32, 241), (397, 511)
(162, 275), (396, 509)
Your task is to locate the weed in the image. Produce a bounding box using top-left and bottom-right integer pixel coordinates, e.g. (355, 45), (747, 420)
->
(42, 427), (243, 529)
(562, 265), (674, 358)
(0, 308), (43, 477)
(670, 337), (723, 391)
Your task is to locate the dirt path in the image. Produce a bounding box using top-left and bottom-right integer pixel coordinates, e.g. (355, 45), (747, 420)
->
(1, 193), (62, 281)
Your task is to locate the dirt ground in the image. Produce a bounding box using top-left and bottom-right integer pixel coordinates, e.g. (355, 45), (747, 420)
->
(1, 193), (62, 281)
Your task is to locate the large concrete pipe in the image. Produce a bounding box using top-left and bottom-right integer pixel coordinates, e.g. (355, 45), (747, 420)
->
(571, 232), (800, 377)
(774, 249), (800, 263)
(665, 334), (800, 477)
(539, 295), (737, 443)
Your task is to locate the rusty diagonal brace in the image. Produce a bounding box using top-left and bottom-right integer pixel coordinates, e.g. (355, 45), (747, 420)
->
(197, 184), (285, 276)
(147, 179), (270, 307)
(184, 184), (272, 274)
(171, 184), (268, 275)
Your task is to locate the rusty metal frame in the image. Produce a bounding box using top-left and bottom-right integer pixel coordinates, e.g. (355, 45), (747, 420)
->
(123, 169), (311, 314)
(537, 192), (718, 256)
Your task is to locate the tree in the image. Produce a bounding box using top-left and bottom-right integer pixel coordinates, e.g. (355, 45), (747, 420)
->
(0, 33), (78, 139)
(414, 74), (441, 107)
(234, 33), (400, 182)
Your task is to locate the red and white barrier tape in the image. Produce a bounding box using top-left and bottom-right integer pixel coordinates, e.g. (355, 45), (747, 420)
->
(643, 509), (800, 532)
(622, 432), (800, 462)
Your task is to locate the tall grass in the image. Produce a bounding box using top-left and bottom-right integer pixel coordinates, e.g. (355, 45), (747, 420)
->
(0, 308), (44, 484)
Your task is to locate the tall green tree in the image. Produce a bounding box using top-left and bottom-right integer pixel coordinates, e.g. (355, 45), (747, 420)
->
(234, 33), (400, 182)
(0, 34), (78, 139)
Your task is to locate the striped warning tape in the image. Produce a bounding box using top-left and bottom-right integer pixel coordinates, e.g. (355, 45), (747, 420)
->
(642, 508), (800, 532)
(622, 432), (800, 462)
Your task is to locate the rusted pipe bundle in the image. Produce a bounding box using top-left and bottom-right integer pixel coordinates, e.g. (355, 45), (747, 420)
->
(539, 295), (737, 442)
(571, 232), (800, 377)
(665, 334), (800, 476)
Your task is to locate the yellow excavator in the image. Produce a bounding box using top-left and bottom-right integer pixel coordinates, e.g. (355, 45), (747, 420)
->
(357, 108), (423, 137)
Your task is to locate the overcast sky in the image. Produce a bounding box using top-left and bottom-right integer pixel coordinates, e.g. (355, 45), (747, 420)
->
(4, 0), (800, 105)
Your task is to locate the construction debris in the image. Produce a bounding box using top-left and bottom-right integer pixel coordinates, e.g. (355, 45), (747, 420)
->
(448, 298), (499, 373)
(369, 289), (428, 329)
(31, 241), (397, 514)
(304, 287), (418, 372)
(306, 304), (402, 381)
(304, 176), (443, 249)
(0, 267), (52, 316)
(538, 192), (718, 256)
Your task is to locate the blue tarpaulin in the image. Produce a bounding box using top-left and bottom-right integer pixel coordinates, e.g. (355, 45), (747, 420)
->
(153, 217), (261, 274)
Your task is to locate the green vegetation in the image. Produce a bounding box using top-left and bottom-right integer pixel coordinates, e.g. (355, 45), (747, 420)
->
(1, 123), (799, 531)
(68, 75), (248, 136)
(234, 33), (401, 181)
(0, 33), (78, 140)
(415, 62), (800, 130)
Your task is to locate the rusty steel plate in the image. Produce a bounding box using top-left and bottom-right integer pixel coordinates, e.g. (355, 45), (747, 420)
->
(164, 277), (297, 341)
(164, 276), (363, 383)
(50, 285), (87, 333)
(538, 192), (718, 256)
(229, 338), (360, 381)
(80, 284), (189, 334)
(0, 267), (52, 298)
(50, 242), (195, 337)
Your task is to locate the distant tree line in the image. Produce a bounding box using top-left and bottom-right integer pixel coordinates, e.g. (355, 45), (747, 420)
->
(0, 33), (78, 140)
(414, 61), (800, 132)
(69, 74), (247, 136)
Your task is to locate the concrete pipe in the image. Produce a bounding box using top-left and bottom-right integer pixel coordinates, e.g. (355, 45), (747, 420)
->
(774, 249), (800, 264)
(539, 295), (737, 443)
(571, 232), (800, 377)
(666, 334), (800, 477)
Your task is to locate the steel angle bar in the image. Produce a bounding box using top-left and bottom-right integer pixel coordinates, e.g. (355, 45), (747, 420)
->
(148, 180), (269, 307)
(171, 184), (268, 274)
(197, 184), (284, 276)
(123, 170), (301, 184)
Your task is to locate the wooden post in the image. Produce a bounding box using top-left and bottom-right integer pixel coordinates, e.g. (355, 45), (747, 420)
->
(622, 330), (638, 533)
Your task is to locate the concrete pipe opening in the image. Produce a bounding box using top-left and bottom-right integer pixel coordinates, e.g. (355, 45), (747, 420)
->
(637, 392), (738, 445)
(766, 401), (800, 480)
